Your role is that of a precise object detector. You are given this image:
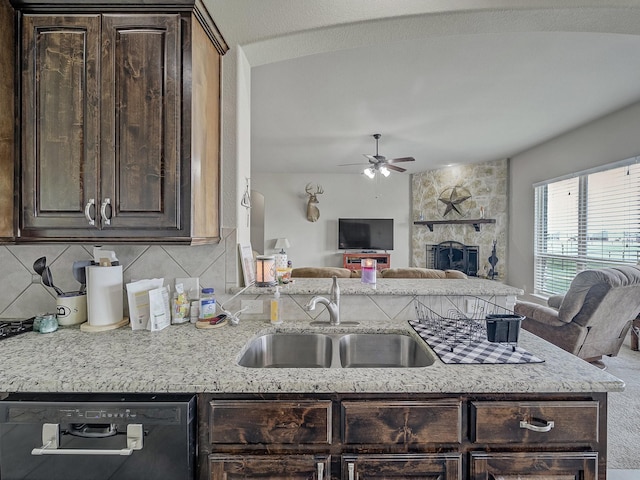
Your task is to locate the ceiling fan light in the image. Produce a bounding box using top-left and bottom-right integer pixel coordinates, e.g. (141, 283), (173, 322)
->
(364, 167), (375, 179)
(379, 166), (390, 177)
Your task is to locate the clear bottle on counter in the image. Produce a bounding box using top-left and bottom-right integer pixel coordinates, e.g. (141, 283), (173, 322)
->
(172, 283), (190, 324)
(270, 286), (282, 325)
(190, 301), (200, 323)
(199, 288), (216, 320)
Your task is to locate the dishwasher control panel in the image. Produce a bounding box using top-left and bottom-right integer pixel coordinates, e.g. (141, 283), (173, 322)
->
(60, 407), (139, 421)
(2, 401), (186, 425)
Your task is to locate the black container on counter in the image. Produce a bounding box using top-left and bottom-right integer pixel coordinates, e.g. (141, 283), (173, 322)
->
(485, 314), (524, 343)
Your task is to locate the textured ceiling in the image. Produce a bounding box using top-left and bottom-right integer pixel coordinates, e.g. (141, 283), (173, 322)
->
(207, 1), (640, 174)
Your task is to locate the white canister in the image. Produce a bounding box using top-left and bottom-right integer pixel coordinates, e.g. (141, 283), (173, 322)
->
(56, 293), (88, 326)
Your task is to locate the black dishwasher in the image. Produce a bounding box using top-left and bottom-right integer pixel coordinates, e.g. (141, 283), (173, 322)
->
(0, 393), (196, 480)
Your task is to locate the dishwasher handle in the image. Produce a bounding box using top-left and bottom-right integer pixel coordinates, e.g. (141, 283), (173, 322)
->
(32, 423), (144, 456)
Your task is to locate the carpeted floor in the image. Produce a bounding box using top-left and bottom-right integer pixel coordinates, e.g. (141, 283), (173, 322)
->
(602, 337), (640, 469)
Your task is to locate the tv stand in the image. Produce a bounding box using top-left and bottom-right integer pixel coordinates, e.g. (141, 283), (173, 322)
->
(343, 252), (390, 271)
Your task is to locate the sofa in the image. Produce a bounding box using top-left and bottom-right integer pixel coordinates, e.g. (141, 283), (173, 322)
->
(514, 264), (640, 362)
(290, 267), (467, 279)
(380, 268), (467, 279)
(290, 267), (355, 278)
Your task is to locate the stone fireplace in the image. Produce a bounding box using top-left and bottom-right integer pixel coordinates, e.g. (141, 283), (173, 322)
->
(427, 241), (479, 276)
(411, 159), (508, 280)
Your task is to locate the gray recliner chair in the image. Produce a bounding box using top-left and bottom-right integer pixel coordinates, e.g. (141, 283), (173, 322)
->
(514, 264), (640, 362)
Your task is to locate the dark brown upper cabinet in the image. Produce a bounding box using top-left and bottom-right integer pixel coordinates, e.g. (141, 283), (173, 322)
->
(15, 1), (227, 244)
(0, 0), (15, 242)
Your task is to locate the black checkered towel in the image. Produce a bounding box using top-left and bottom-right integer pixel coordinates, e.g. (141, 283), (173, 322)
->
(409, 319), (544, 364)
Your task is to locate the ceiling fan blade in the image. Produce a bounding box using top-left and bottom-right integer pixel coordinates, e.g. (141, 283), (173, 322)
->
(386, 164), (406, 173)
(338, 162), (369, 167)
(388, 156), (415, 163)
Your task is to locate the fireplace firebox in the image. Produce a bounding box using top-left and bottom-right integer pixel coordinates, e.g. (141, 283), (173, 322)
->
(427, 241), (478, 276)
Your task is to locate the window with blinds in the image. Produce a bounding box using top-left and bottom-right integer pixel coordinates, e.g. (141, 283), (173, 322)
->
(534, 157), (640, 296)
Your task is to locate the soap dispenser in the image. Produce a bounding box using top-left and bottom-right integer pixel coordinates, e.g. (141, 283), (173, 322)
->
(270, 286), (283, 325)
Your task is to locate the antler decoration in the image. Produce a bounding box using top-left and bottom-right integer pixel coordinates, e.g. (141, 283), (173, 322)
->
(305, 183), (324, 222)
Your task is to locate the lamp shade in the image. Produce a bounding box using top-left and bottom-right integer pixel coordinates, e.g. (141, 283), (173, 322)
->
(274, 238), (290, 252)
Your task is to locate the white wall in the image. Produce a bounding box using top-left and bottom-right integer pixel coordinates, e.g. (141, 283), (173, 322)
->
(508, 100), (640, 299)
(234, 47), (252, 245)
(252, 173), (411, 268)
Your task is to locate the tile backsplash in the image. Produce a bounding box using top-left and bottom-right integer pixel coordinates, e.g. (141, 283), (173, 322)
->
(0, 228), (237, 319)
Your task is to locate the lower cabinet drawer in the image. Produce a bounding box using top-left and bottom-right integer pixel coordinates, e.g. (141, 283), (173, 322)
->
(209, 400), (332, 444)
(209, 454), (330, 480)
(471, 400), (599, 444)
(342, 400), (462, 444)
(470, 451), (599, 480)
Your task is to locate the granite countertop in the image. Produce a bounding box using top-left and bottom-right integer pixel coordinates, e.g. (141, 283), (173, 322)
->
(0, 314), (623, 395)
(236, 277), (524, 296)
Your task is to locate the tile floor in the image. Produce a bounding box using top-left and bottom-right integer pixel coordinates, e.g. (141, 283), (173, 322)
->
(608, 470), (639, 480)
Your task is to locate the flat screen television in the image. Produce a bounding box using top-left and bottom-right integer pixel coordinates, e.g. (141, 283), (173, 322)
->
(338, 218), (394, 250)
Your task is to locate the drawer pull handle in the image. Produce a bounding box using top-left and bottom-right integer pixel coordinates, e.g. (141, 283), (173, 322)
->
(316, 461), (324, 480)
(348, 462), (355, 480)
(519, 419), (555, 432)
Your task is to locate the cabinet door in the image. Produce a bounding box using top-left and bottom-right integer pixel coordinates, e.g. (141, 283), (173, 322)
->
(470, 452), (598, 480)
(21, 15), (100, 233)
(101, 14), (181, 233)
(342, 454), (462, 480)
(209, 454), (330, 480)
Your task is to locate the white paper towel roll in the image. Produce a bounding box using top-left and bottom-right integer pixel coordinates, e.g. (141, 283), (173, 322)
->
(86, 265), (123, 326)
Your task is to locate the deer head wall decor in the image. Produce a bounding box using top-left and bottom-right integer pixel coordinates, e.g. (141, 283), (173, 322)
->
(305, 183), (324, 222)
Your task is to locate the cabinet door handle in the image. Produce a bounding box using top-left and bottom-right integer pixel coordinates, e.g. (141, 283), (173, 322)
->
(347, 462), (355, 480)
(84, 199), (95, 226)
(519, 419), (555, 432)
(316, 461), (324, 480)
(100, 198), (112, 226)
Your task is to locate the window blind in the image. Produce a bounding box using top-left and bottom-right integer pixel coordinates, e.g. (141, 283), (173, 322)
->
(534, 158), (640, 296)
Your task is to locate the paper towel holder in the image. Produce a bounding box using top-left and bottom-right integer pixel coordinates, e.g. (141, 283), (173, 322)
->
(81, 265), (127, 332)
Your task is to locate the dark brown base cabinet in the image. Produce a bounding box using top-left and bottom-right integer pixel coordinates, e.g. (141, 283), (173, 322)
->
(470, 452), (598, 480)
(209, 455), (332, 480)
(11, 0), (227, 244)
(199, 393), (606, 480)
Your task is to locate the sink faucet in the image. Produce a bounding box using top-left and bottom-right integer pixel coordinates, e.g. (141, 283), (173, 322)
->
(306, 276), (341, 325)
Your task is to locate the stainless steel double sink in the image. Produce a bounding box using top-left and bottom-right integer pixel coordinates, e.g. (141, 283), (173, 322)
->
(238, 332), (435, 368)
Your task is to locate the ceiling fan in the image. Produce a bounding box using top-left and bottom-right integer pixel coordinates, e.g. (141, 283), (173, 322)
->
(341, 134), (415, 178)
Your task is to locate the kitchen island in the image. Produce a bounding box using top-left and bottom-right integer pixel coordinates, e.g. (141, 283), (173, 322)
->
(0, 296), (624, 480)
(0, 314), (622, 394)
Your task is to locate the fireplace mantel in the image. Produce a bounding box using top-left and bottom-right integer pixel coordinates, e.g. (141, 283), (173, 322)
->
(414, 218), (496, 232)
